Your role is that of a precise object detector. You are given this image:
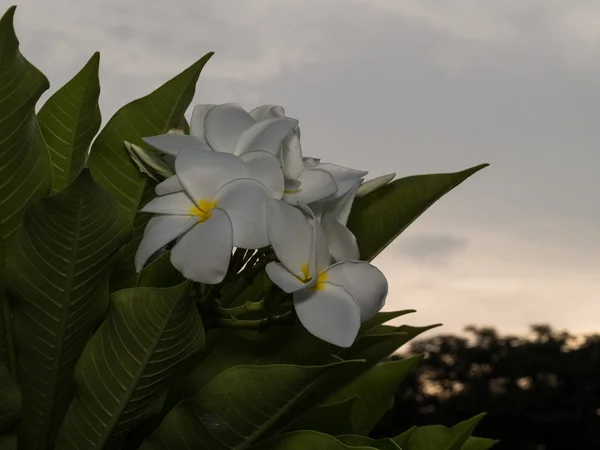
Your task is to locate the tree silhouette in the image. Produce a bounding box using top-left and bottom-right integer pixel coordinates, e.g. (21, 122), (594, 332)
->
(372, 325), (600, 450)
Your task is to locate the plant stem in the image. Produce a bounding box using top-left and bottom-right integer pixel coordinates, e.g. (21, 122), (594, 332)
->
(215, 310), (295, 331)
(214, 299), (265, 318)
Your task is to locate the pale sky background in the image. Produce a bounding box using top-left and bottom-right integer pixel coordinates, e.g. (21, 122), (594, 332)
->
(7, 0), (599, 337)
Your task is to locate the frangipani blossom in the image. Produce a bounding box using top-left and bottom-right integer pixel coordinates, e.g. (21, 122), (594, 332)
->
(135, 149), (272, 284)
(265, 199), (388, 347)
(310, 181), (361, 262)
(356, 173), (396, 197)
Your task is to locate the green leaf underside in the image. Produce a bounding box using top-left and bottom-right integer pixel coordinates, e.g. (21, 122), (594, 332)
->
(140, 361), (365, 450)
(0, 364), (20, 431)
(54, 281), (204, 450)
(86, 52), (213, 223)
(37, 52), (101, 193)
(0, 5), (53, 370)
(348, 164), (488, 262)
(401, 414), (488, 450)
(248, 430), (376, 450)
(4, 170), (131, 448)
(286, 396), (358, 436)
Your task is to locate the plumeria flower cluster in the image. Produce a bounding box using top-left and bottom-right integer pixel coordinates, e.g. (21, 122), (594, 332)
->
(133, 103), (394, 347)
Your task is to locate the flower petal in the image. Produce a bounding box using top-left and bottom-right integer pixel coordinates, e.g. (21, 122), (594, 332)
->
(139, 191), (196, 215)
(266, 262), (308, 293)
(249, 104), (285, 121)
(315, 162), (368, 199)
(142, 134), (211, 156)
(234, 117), (299, 156)
(215, 178), (272, 249)
(284, 174), (302, 192)
(265, 199), (312, 278)
(205, 103), (255, 154)
(293, 284), (361, 347)
(175, 148), (249, 200)
(321, 215), (360, 262)
(356, 173), (396, 197)
(323, 261), (388, 322)
(320, 180), (360, 226)
(313, 215), (331, 271)
(240, 150), (284, 199)
(155, 175), (184, 196)
(280, 131), (304, 179)
(190, 104), (216, 138)
(135, 215), (197, 272)
(303, 157), (320, 167)
(170, 209), (233, 284)
(283, 168), (337, 205)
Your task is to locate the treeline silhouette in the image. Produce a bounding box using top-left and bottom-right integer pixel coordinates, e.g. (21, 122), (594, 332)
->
(372, 325), (600, 450)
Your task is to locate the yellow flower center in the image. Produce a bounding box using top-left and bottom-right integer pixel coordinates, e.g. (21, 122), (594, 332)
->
(298, 263), (329, 291)
(189, 199), (218, 223)
(284, 188), (300, 194)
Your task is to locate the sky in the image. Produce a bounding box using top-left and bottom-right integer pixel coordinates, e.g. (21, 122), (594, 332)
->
(7, 0), (599, 337)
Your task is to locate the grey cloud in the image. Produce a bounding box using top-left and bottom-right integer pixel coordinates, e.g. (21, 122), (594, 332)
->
(394, 233), (469, 265)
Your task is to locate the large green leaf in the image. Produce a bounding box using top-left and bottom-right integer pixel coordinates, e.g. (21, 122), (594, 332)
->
(391, 426), (416, 448)
(0, 364), (20, 431)
(347, 164), (488, 261)
(248, 431), (376, 450)
(285, 396), (358, 436)
(461, 437), (499, 450)
(140, 361), (364, 450)
(0, 5), (52, 372)
(336, 435), (401, 450)
(359, 310), (416, 335)
(401, 414), (487, 450)
(54, 281), (205, 450)
(326, 355), (423, 435)
(3, 169), (130, 449)
(86, 52), (213, 221)
(37, 52), (101, 193)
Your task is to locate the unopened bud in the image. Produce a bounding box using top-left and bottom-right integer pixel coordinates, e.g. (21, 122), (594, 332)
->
(124, 141), (175, 182)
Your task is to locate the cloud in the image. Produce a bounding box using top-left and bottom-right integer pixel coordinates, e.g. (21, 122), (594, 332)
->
(394, 234), (469, 266)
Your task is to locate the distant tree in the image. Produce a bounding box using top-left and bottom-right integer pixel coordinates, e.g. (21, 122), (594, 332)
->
(372, 325), (600, 450)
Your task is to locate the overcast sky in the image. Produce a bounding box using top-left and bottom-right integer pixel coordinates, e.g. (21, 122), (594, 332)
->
(8, 0), (600, 337)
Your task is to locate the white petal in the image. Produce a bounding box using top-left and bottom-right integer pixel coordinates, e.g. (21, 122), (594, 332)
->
(155, 175), (184, 195)
(265, 199), (312, 279)
(135, 215), (197, 271)
(265, 262), (308, 293)
(214, 179), (272, 249)
(293, 284), (361, 347)
(249, 104), (285, 121)
(284, 174), (302, 192)
(313, 216), (331, 271)
(321, 215), (360, 262)
(283, 168), (337, 205)
(322, 180), (360, 226)
(234, 117), (299, 156)
(240, 150), (284, 199)
(175, 148), (249, 200)
(303, 157), (320, 167)
(139, 191), (196, 215)
(356, 173), (396, 197)
(323, 261), (388, 322)
(280, 131), (304, 179)
(205, 103), (255, 154)
(170, 209), (233, 284)
(316, 162), (368, 200)
(190, 104), (216, 138)
(142, 134), (211, 156)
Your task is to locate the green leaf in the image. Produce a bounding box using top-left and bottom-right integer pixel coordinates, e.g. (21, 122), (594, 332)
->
(326, 355), (423, 435)
(347, 164), (488, 261)
(286, 396), (358, 436)
(248, 431), (377, 450)
(37, 52), (101, 193)
(87, 52), (213, 222)
(404, 414), (487, 450)
(54, 281), (205, 450)
(392, 426), (417, 448)
(3, 169), (130, 449)
(359, 310), (416, 335)
(0, 364), (20, 431)
(461, 437), (499, 450)
(136, 250), (185, 288)
(0, 433), (17, 450)
(336, 435), (401, 450)
(140, 361), (364, 450)
(0, 5), (53, 372)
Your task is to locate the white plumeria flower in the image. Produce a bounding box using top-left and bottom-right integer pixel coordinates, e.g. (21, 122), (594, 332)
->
(141, 103), (298, 199)
(265, 199), (388, 347)
(135, 149), (272, 284)
(310, 180), (361, 262)
(356, 173), (396, 197)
